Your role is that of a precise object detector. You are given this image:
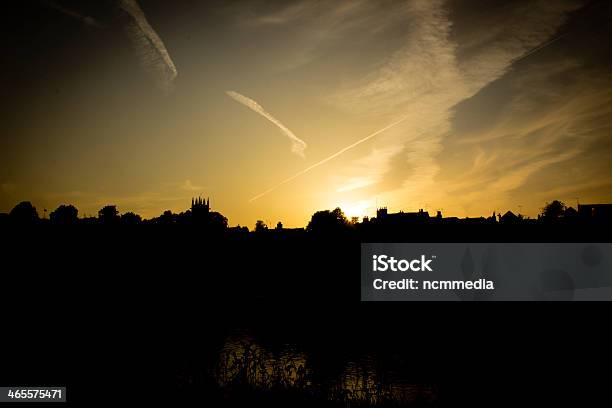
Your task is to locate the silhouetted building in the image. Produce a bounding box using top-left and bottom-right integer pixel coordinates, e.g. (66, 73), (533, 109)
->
(376, 207), (430, 222)
(191, 196), (210, 217)
(564, 206), (578, 219)
(578, 204), (612, 220)
(376, 207), (388, 219)
(462, 217), (488, 225)
(500, 211), (519, 224)
(482, 212), (498, 224)
(228, 225), (249, 235)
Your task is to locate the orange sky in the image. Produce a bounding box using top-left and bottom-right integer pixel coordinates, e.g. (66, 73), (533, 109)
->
(2, 0), (612, 228)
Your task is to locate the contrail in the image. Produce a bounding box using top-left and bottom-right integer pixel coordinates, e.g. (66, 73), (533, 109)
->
(119, 0), (178, 92)
(227, 91), (307, 158)
(511, 0), (601, 65)
(249, 114), (410, 202)
(43, 1), (177, 91)
(43, 0), (105, 28)
(511, 31), (568, 64)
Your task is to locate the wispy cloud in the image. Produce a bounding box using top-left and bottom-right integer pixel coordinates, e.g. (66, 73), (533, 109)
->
(235, 0), (411, 71)
(119, 0), (178, 92)
(326, 0), (584, 203)
(438, 58), (612, 215)
(227, 90), (307, 158)
(252, 0), (461, 201)
(246, 0), (588, 210)
(179, 180), (204, 192)
(161, 179), (205, 191)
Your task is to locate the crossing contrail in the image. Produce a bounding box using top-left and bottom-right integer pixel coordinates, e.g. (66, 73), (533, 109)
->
(249, 114), (410, 202)
(227, 91), (307, 158)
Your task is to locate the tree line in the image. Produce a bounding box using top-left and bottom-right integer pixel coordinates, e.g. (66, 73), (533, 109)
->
(0, 199), (597, 231)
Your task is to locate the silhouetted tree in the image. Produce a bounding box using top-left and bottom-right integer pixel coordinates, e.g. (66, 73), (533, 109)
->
(306, 207), (349, 233)
(255, 220), (267, 232)
(50, 204), (78, 224)
(542, 200), (565, 219)
(159, 210), (176, 224)
(120, 211), (142, 225)
(208, 211), (228, 233)
(276, 221), (283, 230)
(98, 205), (119, 224)
(9, 201), (39, 224)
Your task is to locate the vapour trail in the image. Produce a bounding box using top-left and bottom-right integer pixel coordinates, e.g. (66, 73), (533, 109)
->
(44, 0), (105, 28)
(513, 0), (599, 65)
(119, 0), (178, 92)
(511, 31), (568, 64)
(249, 114), (410, 202)
(227, 91), (307, 158)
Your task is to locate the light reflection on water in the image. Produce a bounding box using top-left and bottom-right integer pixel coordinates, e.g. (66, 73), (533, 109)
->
(330, 357), (437, 405)
(330, 357), (381, 404)
(216, 333), (312, 390)
(215, 333), (437, 406)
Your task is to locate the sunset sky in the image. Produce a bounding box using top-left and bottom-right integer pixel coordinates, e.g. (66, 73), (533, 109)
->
(2, 0), (612, 227)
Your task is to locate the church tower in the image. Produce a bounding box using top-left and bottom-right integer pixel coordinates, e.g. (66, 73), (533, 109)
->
(191, 196), (210, 215)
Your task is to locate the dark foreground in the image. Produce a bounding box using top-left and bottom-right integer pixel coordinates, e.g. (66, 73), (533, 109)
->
(1, 223), (611, 406)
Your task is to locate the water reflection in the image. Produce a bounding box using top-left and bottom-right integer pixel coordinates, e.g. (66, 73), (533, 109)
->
(331, 357), (382, 404)
(331, 357), (437, 405)
(215, 332), (437, 406)
(217, 333), (312, 390)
